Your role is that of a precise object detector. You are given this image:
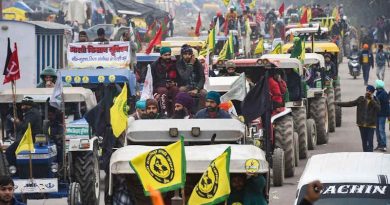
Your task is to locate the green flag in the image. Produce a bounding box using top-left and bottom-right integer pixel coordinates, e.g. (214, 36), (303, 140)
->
(290, 37), (302, 59)
(218, 33), (233, 60)
(222, 0), (230, 7)
(270, 43), (282, 54)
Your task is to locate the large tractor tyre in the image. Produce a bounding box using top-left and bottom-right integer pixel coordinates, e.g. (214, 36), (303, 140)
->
(310, 97), (329, 145)
(274, 115), (295, 178)
(74, 144), (100, 205)
(335, 86), (342, 127)
(293, 132), (299, 167)
(0, 149), (9, 176)
(326, 89), (336, 133)
(306, 119), (317, 150)
(292, 107), (308, 159)
(68, 182), (82, 205)
(272, 148), (285, 187)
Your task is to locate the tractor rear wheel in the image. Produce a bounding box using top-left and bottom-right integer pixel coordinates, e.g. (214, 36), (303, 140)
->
(274, 115), (295, 177)
(74, 143), (100, 205)
(327, 89), (336, 133)
(292, 107), (308, 159)
(335, 85), (342, 127)
(68, 182), (82, 205)
(310, 97), (329, 145)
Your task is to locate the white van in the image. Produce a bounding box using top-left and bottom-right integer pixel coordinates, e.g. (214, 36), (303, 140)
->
(295, 152), (390, 205)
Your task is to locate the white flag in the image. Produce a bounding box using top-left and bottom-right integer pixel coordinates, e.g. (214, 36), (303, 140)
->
(220, 72), (246, 102)
(140, 64), (154, 100)
(50, 70), (63, 109)
(215, 17), (220, 35)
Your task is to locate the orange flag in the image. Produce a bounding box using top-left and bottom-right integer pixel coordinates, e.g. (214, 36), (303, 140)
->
(148, 186), (165, 205)
(195, 12), (202, 36)
(145, 26), (163, 54)
(300, 9), (308, 24)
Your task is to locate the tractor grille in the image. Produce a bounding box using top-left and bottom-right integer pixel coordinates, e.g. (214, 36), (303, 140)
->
(17, 164), (50, 179)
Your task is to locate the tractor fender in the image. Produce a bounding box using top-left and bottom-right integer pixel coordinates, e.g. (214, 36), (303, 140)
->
(271, 108), (292, 123)
(68, 136), (99, 152)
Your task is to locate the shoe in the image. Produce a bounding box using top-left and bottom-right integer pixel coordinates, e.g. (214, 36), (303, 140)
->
(374, 146), (381, 150)
(380, 147), (387, 152)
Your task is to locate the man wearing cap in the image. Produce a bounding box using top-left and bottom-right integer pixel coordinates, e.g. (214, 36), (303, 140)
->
(143, 99), (167, 119)
(195, 91), (231, 119)
(78, 31), (89, 42)
(173, 92), (194, 119)
(5, 96), (42, 166)
(335, 85), (380, 152)
(176, 44), (206, 107)
(221, 61), (239, 76)
(130, 100), (146, 120)
(324, 53), (337, 79)
(374, 80), (389, 152)
(150, 47), (179, 116)
(37, 67), (71, 88)
(359, 44), (374, 86)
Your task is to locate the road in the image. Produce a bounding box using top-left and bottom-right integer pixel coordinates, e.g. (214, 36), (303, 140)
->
(27, 58), (389, 205)
(269, 58), (390, 205)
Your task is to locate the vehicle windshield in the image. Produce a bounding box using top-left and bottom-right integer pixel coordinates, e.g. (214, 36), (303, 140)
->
(297, 183), (390, 205)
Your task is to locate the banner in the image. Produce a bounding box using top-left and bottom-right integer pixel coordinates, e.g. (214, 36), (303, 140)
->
(67, 42), (130, 69)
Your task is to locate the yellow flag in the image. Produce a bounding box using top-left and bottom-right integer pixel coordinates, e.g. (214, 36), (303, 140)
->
(217, 40), (229, 61)
(307, 8), (312, 21)
(129, 137), (186, 195)
(188, 147), (231, 205)
(110, 83), (128, 138)
(299, 40), (305, 62)
(222, 0), (230, 7)
(15, 123), (34, 155)
(254, 38), (264, 55)
(208, 28), (216, 52)
(271, 43), (282, 54)
(249, 0), (256, 9)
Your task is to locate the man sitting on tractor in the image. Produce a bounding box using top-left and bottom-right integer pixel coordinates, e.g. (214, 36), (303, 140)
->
(220, 61), (240, 76)
(143, 99), (168, 120)
(5, 97), (42, 166)
(324, 53), (337, 80)
(269, 70), (287, 114)
(150, 47), (179, 116)
(195, 91), (231, 119)
(172, 92), (194, 119)
(47, 106), (64, 163)
(176, 45), (207, 108)
(37, 66), (71, 88)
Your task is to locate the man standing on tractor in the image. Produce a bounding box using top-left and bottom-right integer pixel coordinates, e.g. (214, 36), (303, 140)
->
(359, 44), (374, 86)
(94, 28), (109, 43)
(226, 6), (238, 30)
(5, 97), (42, 166)
(176, 45), (206, 108)
(195, 91), (231, 119)
(150, 47), (179, 116)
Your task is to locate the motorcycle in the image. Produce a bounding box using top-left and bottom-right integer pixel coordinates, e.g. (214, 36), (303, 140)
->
(348, 55), (360, 79)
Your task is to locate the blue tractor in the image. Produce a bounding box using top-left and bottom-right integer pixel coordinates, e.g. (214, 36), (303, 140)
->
(0, 87), (100, 205)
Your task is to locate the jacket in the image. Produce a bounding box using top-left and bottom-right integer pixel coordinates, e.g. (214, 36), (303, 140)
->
(16, 107), (42, 141)
(150, 57), (178, 89)
(242, 175), (268, 205)
(194, 108), (231, 119)
(12, 197), (26, 205)
(176, 58), (205, 90)
(298, 199), (312, 205)
(376, 88), (389, 117)
(268, 77), (286, 103)
(359, 50), (374, 67)
(375, 50), (387, 66)
(336, 96), (380, 127)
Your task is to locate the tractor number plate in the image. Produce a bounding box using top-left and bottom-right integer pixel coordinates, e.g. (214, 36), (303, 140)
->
(14, 178), (58, 193)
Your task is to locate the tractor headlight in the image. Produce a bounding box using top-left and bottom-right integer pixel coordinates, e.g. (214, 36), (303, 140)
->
(191, 127), (201, 137)
(169, 128), (178, 138)
(51, 163), (58, 173)
(9, 166), (16, 175)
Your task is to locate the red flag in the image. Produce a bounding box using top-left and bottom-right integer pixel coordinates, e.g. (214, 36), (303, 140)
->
(195, 12), (202, 37)
(300, 9), (308, 24)
(239, 0), (245, 11)
(3, 41), (20, 84)
(145, 26), (163, 54)
(223, 16), (229, 36)
(279, 2), (285, 17)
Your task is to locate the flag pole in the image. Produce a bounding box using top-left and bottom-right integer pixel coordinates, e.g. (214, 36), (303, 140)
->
(11, 81), (17, 141)
(29, 151), (33, 179)
(61, 90), (66, 179)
